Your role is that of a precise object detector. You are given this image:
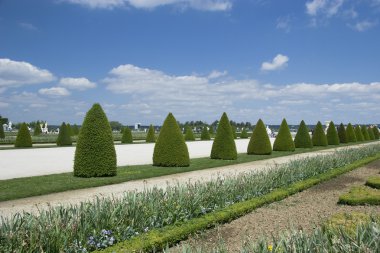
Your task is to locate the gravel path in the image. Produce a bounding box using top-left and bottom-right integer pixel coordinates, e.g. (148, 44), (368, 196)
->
(0, 142), (376, 220)
(172, 158), (380, 252)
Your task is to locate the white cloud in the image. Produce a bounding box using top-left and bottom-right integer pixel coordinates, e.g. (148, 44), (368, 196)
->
(19, 22), (38, 31)
(0, 101), (9, 108)
(276, 16), (291, 32)
(39, 87), (70, 96)
(0, 58), (55, 89)
(208, 70), (227, 79)
(59, 77), (96, 90)
(306, 0), (344, 16)
(261, 54), (289, 71)
(350, 20), (378, 32)
(306, 0), (326, 16)
(62, 0), (232, 11)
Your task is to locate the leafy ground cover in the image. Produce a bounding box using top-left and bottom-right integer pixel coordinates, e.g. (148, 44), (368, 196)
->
(1, 144), (379, 252)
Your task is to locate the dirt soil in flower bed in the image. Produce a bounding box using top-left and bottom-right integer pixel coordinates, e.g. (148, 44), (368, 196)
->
(172, 159), (380, 252)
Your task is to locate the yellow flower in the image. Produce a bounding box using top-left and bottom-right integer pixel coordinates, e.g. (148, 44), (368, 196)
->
(268, 244), (273, 251)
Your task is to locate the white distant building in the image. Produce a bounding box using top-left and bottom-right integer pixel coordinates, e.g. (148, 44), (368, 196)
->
(40, 122), (49, 134)
(134, 123), (141, 130)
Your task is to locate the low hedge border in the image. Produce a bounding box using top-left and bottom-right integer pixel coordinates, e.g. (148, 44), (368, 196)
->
(98, 152), (380, 253)
(338, 185), (380, 205)
(366, 176), (380, 189)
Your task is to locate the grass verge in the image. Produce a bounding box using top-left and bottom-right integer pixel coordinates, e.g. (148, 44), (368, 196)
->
(98, 152), (380, 252)
(366, 176), (380, 189)
(338, 185), (380, 205)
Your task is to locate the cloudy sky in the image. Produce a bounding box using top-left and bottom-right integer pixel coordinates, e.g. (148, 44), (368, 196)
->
(0, 0), (379, 125)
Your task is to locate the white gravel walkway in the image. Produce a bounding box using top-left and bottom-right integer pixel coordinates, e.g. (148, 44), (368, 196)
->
(0, 142), (376, 219)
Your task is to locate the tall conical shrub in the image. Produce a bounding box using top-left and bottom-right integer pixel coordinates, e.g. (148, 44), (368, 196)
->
(231, 126), (237, 139)
(361, 125), (370, 141)
(34, 121), (42, 136)
(273, 118), (295, 151)
(121, 127), (133, 144)
(153, 113), (189, 167)
(247, 119), (272, 155)
(211, 112), (237, 160)
(294, 120), (313, 148)
(209, 127), (214, 137)
(200, 126), (211, 140)
(0, 124), (4, 139)
(326, 121), (340, 145)
(373, 126), (380, 139)
(240, 128), (248, 139)
(66, 123), (74, 136)
(337, 123), (347, 144)
(146, 125), (156, 143)
(312, 121), (328, 146)
(57, 122), (72, 146)
(354, 125), (364, 142)
(346, 123), (357, 143)
(72, 124), (80, 136)
(184, 126), (195, 141)
(74, 103), (116, 177)
(367, 126), (375, 140)
(15, 123), (32, 148)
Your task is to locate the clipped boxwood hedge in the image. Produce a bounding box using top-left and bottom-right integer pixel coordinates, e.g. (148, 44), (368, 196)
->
(338, 186), (380, 205)
(14, 123), (32, 148)
(74, 103), (117, 177)
(273, 118), (295, 151)
(312, 121), (328, 146)
(361, 125), (370, 141)
(294, 120), (313, 148)
(373, 126), (380, 140)
(121, 127), (133, 144)
(247, 119), (272, 155)
(368, 127), (375, 140)
(153, 113), (190, 167)
(184, 126), (195, 141)
(200, 126), (211, 140)
(346, 123), (357, 143)
(326, 121), (340, 145)
(338, 123), (347, 143)
(210, 112), (237, 160)
(355, 125), (364, 142)
(240, 128), (248, 139)
(56, 122), (72, 146)
(34, 120), (42, 136)
(146, 125), (156, 143)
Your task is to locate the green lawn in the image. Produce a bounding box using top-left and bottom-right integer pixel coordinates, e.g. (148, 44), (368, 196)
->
(0, 141), (377, 202)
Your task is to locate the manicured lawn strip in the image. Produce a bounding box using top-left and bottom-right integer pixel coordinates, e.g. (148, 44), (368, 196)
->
(338, 186), (380, 205)
(366, 176), (380, 189)
(99, 153), (380, 253)
(0, 142), (377, 202)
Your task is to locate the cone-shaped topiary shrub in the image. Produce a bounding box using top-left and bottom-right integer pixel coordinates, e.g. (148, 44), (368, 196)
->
(294, 120), (313, 148)
(231, 126), (237, 139)
(74, 103), (116, 177)
(200, 126), (211, 140)
(240, 128), (248, 139)
(121, 127), (133, 144)
(72, 124), (80, 136)
(66, 123), (74, 136)
(247, 119), (272, 155)
(57, 122), (72, 146)
(0, 124), (5, 139)
(209, 127), (215, 138)
(312, 121), (328, 146)
(367, 126), (375, 140)
(211, 112), (237, 160)
(354, 125), (364, 142)
(146, 124), (156, 143)
(15, 123), (32, 148)
(346, 123), (357, 142)
(326, 121), (340, 145)
(34, 121), (42, 136)
(184, 126), (195, 141)
(273, 118), (295, 151)
(337, 123), (347, 143)
(373, 126), (380, 139)
(361, 125), (370, 141)
(153, 113), (189, 167)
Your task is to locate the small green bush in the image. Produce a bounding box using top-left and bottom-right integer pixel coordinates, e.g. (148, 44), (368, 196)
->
(0, 124), (4, 139)
(74, 103), (116, 177)
(184, 126), (195, 141)
(326, 121), (340, 145)
(294, 120), (313, 148)
(121, 127), (133, 144)
(208, 127), (214, 136)
(338, 123), (347, 143)
(210, 112), (237, 160)
(146, 125), (156, 143)
(153, 113), (189, 167)
(33, 121), (42, 136)
(200, 126), (211, 140)
(14, 123), (32, 148)
(355, 125), (364, 141)
(231, 126), (237, 139)
(361, 125), (370, 141)
(312, 121), (328, 146)
(373, 126), (380, 139)
(56, 122), (72, 146)
(273, 118), (295, 151)
(346, 123), (357, 142)
(247, 119), (272, 155)
(240, 128), (248, 139)
(367, 126), (375, 140)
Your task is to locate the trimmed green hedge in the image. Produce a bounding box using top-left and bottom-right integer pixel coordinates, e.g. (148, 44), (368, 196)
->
(240, 128), (248, 139)
(210, 112), (237, 160)
(338, 123), (347, 143)
(56, 122), (72, 146)
(200, 126), (211, 140)
(184, 126), (195, 141)
(231, 126), (237, 139)
(294, 120), (313, 148)
(355, 125), (364, 142)
(153, 113), (190, 167)
(366, 176), (380, 189)
(338, 186), (380, 205)
(368, 127), (375, 140)
(326, 121), (340, 145)
(74, 103), (117, 177)
(373, 126), (380, 140)
(361, 125), (370, 141)
(146, 125), (156, 143)
(247, 119), (272, 155)
(312, 121), (328, 146)
(121, 127), (133, 144)
(14, 123), (32, 148)
(346, 123), (357, 143)
(34, 121), (42, 136)
(99, 152), (380, 253)
(273, 118), (295, 151)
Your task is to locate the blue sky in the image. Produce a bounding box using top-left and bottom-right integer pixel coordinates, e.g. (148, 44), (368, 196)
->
(0, 0), (379, 125)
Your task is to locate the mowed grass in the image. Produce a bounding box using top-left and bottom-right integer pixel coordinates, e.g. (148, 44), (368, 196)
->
(0, 142), (376, 202)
